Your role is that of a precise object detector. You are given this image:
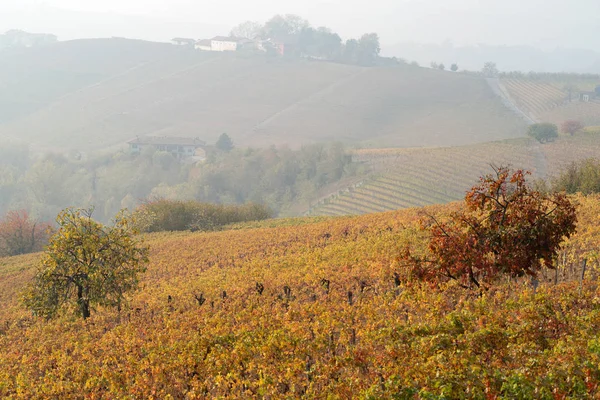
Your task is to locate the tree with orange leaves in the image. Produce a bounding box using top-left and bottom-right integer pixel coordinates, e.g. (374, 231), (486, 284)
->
(0, 210), (51, 257)
(418, 166), (577, 288)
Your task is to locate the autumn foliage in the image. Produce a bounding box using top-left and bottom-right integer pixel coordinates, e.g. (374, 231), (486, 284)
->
(0, 210), (51, 257)
(417, 166), (577, 288)
(22, 208), (149, 319)
(1, 194), (600, 398)
(561, 119), (585, 136)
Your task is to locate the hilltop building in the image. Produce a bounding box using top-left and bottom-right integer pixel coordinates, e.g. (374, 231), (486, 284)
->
(194, 36), (276, 54)
(128, 136), (207, 160)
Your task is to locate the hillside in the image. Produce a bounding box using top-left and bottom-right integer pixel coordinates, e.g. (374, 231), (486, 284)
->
(500, 77), (600, 126)
(1, 196), (600, 397)
(308, 132), (600, 216)
(0, 38), (527, 152)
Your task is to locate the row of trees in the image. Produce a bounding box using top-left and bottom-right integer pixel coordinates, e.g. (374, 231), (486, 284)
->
(230, 15), (382, 66)
(429, 62), (459, 72)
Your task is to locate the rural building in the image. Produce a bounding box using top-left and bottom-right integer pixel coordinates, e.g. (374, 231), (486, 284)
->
(579, 91), (597, 102)
(128, 136), (207, 159)
(195, 39), (212, 51)
(210, 36), (242, 52)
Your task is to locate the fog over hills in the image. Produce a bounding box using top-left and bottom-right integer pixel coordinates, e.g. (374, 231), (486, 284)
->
(3, 0), (600, 55)
(385, 43), (600, 74)
(0, 39), (527, 152)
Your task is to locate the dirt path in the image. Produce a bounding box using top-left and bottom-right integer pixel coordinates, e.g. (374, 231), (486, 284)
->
(486, 78), (538, 125)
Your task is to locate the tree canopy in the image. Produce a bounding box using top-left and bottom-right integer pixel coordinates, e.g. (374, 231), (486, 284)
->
(216, 133), (234, 152)
(527, 123), (559, 143)
(482, 62), (499, 77)
(23, 208), (149, 319)
(412, 166), (577, 288)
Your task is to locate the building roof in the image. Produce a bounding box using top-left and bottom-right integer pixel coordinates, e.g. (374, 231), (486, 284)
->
(211, 36), (245, 43)
(128, 136), (206, 146)
(196, 39), (212, 46)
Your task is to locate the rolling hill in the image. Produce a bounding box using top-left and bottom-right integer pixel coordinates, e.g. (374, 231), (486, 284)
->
(500, 77), (600, 126)
(1, 195), (600, 397)
(0, 38), (527, 152)
(308, 132), (600, 216)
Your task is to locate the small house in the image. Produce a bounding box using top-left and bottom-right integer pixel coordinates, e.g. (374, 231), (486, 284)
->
(195, 39), (212, 51)
(579, 91), (597, 102)
(128, 136), (206, 159)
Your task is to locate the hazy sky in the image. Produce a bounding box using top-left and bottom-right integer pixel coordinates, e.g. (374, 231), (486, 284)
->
(3, 0), (600, 50)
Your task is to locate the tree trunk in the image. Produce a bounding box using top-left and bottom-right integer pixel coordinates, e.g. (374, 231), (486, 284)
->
(77, 285), (91, 319)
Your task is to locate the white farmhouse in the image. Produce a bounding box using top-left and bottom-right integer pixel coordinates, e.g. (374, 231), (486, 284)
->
(210, 36), (240, 52)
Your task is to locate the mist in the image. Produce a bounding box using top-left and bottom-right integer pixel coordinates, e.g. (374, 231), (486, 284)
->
(3, 0), (600, 51)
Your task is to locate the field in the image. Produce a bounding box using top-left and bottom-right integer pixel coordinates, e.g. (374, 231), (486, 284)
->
(0, 38), (526, 152)
(501, 78), (600, 126)
(308, 133), (600, 217)
(1, 195), (600, 397)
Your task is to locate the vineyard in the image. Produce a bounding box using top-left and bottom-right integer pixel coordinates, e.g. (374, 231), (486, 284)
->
(1, 194), (600, 397)
(309, 133), (600, 217)
(0, 39), (527, 152)
(502, 79), (567, 118)
(501, 78), (600, 126)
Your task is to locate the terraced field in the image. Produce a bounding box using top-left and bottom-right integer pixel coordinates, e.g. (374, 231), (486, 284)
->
(309, 134), (600, 216)
(501, 78), (600, 126)
(502, 79), (566, 117)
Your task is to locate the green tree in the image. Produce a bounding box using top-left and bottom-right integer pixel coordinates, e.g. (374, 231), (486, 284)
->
(450, 63), (458, 72)
(356, 33), (380, 66)
(230, 21), (263, 39)
(23, 208), (149, 319)
(261, 14), (309, 40)
(216, 133), (234, 152)
(413, 166), (577, 288)
(482, 61), (499, 77)
(527, 123), (559, 143)
(552, 158), (600, 194)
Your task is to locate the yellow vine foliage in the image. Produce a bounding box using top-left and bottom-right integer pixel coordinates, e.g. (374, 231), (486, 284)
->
(0, 195), (599, 398)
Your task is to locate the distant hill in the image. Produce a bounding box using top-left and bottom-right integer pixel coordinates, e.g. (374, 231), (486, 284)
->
(385, 43), (600, 74)
(0, 38), (527, 152)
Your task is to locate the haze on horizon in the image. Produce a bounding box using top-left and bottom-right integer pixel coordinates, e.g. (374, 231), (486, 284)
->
(2, 0), (600, 52)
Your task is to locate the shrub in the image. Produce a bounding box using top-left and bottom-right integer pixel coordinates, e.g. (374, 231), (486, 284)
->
(134, 199), (273, 233)
(527, 123), (558, 143)
(552, 158), (600, 194)
(412, 166), (577, 288)
(561, 120), (584, 136)
(0, 210), (51, 257)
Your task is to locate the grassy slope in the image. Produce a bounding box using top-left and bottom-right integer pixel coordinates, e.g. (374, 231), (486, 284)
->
(1, 196), (600, 397)
(309, 132), (600, 216)
(0, 38), (526, 152)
